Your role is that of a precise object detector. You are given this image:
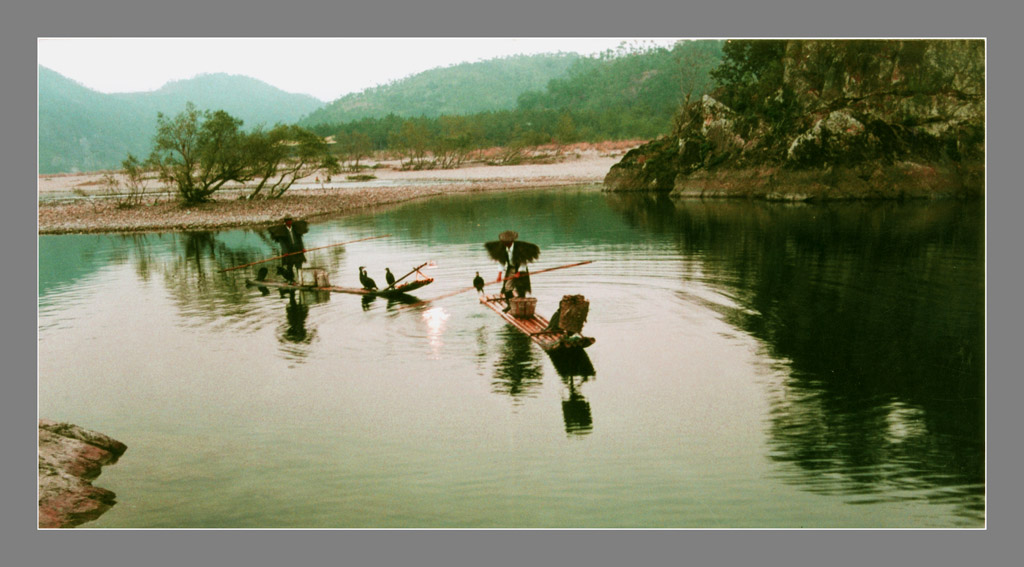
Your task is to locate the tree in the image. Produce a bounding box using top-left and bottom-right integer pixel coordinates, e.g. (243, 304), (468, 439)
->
(246, 124), (338, 199)
(148, 103), (251, 204)
(391, 119), (433, 169)
(117, 153), (152, 207)
(432, 116), (475, 169)
(336, 131), (373, 171)
(709, 40), (787, 112)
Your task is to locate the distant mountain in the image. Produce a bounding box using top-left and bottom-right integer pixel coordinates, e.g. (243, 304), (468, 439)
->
(298, 53), (580, 128)
(38, 66), (325, 174)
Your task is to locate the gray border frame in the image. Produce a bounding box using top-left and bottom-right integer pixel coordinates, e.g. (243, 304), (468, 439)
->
(7, 0), (1018, 566)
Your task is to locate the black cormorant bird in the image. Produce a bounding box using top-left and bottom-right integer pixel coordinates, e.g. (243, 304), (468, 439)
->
(473, 271), (485, 294)
(256, 267), (269, 281)
(276, 265), (295, 283)
(359, 266), (377, 290)
(385, 267), (396, 288)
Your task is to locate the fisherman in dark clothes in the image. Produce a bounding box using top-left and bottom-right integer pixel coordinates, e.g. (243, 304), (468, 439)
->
(268, 215), (308, 283)
(473, 271), (485, 294)
(485, 230), (540, 312)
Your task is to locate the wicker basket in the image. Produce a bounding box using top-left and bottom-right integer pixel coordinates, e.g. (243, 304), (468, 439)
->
(509, 297), (538, 318)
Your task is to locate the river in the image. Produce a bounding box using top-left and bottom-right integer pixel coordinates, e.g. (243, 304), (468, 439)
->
(38, 187), (985, 528)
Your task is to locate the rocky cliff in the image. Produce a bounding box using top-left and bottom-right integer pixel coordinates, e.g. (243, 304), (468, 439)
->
(604, 40), (984, 199)
(38, 419), (127, 528)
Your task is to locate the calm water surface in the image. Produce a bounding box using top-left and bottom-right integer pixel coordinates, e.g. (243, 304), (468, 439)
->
(38, 188), (985, 528)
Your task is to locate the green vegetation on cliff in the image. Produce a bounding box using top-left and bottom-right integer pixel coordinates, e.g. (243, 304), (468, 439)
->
(605, 39), (985, 199)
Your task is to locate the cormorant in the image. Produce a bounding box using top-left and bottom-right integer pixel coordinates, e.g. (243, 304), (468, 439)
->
(256, 267), (269, 281)
(359, 266), (377, 290)
(276, 265), (295, 283)
(385, 267), (396, 288)
(473, 271), (485, 294)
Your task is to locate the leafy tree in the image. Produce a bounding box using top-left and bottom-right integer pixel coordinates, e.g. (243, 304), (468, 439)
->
(391, 119), (433, 169)
(432, 116), (474, 169)
(118, 153), (153, 207)
(709, 40), (787, 112)
(338, 131), (373, 171)
(555, 112), (578, 146)
(149, 102), (251, 203)
(245, 124), (337, 199)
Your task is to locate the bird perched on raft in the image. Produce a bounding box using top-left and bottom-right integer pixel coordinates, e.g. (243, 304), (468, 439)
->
(473, 272), (485, 294)
(359, 266), (377, 290)
(385, 268), (396, 288)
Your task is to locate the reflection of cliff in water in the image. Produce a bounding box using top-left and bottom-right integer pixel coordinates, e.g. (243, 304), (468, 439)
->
(549, 349), (597, 436)
(607, 194), (985, 518)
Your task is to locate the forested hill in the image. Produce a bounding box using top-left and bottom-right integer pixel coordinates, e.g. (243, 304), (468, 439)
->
(40, 42), (727, 174)
(514, 40), (725, 139)
(304, 41), (725, 149)
(298, 53), (580, 127)
(38, 66), (324, 174)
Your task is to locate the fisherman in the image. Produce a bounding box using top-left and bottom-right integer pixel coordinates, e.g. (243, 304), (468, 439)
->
(268, 215), (308, 283)
(485, 230), (540, 312)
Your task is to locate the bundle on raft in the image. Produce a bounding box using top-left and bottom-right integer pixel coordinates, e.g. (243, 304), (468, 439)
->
(479, 293), (594, 351)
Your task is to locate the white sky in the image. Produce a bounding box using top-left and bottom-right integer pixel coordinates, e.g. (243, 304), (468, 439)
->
(38, 37), (685, 102)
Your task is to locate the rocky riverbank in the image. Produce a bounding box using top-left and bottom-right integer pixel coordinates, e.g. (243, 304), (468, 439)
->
(39, 143), (634, 234)
(604, 40), (985, 200)
(38, 419), (127, 528)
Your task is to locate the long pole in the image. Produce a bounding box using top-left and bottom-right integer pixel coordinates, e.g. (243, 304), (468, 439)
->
(220, 235), (391, 272)
(399, 260), (594, 309)
(382, 262), (430, 291)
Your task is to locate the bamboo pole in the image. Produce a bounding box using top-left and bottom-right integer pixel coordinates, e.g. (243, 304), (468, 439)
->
(381, 262), (431, 291)
(220, 234), (391, 272)
(399, 260), (594, 310)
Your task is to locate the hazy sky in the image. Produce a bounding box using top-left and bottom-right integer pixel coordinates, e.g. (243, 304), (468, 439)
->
(38, 37), (685, 102)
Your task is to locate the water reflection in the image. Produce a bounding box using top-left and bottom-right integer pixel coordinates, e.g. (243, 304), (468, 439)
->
(607, 193), (985, 521)
(38, 189), (985, 527)
(276, 289), (327, 345)
(549, 349), (597, 436)
(491, 327), (544, 400)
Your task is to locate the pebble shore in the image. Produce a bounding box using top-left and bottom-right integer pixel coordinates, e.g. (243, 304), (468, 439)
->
(38, 146), (632, 235)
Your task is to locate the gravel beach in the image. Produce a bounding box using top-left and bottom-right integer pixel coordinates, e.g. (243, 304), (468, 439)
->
(39, 143), (636, 234)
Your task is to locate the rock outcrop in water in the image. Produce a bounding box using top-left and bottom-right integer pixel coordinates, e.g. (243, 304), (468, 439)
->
(604, 40), (984, 199)
(38, 419), (127, 528)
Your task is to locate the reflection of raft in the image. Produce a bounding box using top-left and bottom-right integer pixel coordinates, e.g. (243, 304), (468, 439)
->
(246, 278), (433, 298)
(479, 294), (595, 351)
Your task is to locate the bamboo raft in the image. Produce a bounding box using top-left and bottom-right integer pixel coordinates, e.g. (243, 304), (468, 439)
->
(246, 278), (433, 298)
(479, 294), (595, 352)
(246, 262), (433, 299)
